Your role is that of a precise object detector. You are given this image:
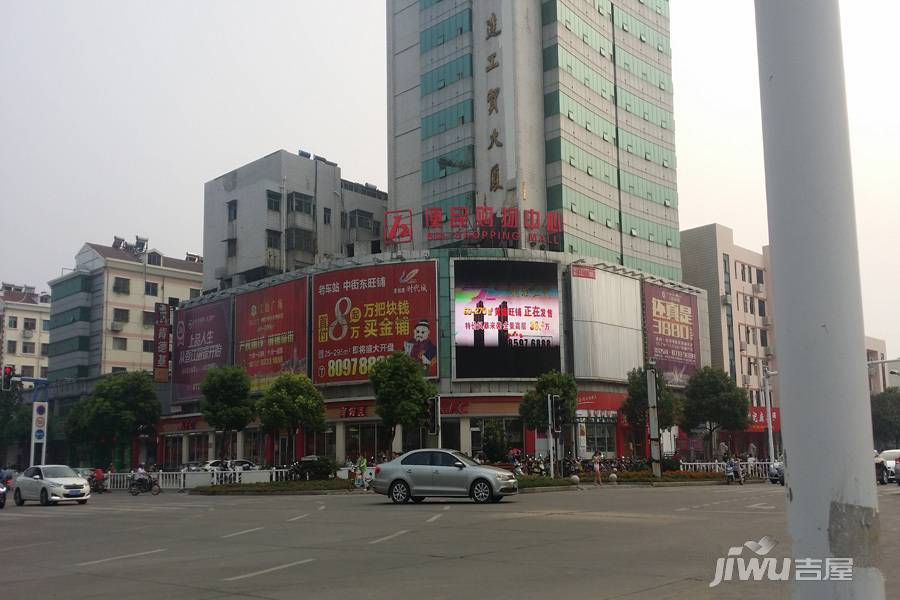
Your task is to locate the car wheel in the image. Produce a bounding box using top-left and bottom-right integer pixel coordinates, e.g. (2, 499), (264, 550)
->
(14, 488), (24, 506)
(471, 479), (493, 504)
(411, 496), (425, 503)
(389, 480), (410, 504)
(129, 485), (139, 496)
(40, 489), (49, 506)
(150, 484), (161, 496)
(0, 495), (5, 509)
(77, 500), (87, 505)
(881, 469), (889, 485)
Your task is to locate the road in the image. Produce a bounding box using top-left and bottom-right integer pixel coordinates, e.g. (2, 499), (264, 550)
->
(2, 483), (898, 599)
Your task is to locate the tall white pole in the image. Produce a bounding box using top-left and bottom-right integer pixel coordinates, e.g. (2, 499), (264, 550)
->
(646, 368), (661, 479)
(436, 395), (442, 449)
(762, 368), (776, 461)
(755, 3), (884, 597)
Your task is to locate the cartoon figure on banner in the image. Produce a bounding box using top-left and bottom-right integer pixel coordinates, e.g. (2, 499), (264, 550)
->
(404, 319), (437, 368)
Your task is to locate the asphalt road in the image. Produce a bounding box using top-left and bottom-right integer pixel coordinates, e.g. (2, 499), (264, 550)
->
(1, 483), (898, 599)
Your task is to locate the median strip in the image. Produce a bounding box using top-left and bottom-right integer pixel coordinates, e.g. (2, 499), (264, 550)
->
(222, 527), (264, 539)
(76, 548), (166, 566)
(368, 530), (409, 545)
(224, 558), (315, 581)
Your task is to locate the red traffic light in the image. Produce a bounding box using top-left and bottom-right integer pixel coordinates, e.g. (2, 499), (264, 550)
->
(2, 366), (11, 377)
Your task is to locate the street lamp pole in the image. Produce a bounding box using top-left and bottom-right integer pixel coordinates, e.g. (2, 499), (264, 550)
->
(762, 367), (777, 461)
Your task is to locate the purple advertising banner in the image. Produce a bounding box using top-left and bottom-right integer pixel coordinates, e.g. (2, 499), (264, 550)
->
(643, 282), (700, 387)
(173, 300), (231, 402)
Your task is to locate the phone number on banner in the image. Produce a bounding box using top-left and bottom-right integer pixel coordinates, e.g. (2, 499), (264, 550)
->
(327, 355), (389, 377)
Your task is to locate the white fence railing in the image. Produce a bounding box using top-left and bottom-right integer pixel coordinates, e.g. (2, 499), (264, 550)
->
(105, 469), (293, 491)
(680, 461), (774, 479)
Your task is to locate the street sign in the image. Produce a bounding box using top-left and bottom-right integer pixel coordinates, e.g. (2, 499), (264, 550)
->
(30, 401), (48, 466)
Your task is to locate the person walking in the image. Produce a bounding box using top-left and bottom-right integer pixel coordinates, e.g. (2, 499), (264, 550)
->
(592, 451), (603, 486)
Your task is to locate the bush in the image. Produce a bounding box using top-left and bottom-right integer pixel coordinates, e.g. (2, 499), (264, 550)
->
(661, 457), (681, 472)
(482, 421), (508, 463)
(193, 479), (350, 494)
(516, 475), (576, 488)
(290, 457), (338, 480)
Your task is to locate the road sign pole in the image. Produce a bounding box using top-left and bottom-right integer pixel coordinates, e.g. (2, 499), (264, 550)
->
(436, 395), (442, 449)
(546, 393), (554, 478)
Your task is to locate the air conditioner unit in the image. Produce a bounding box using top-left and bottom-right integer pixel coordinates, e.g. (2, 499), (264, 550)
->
(722, 294), (732, 305)
(110, 321), (124, 331)
(22, 329), (34, 339)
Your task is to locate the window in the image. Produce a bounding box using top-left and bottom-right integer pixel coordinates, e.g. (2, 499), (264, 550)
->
(372, 220), (380, 235)
(323, 207), (331, 225)
(227, 199), (238, 222)
(111, 367), (127, 374)
(147, 252), (162, 266)
(168, 297), (179, 307)
(41, 343), (49, 356)
(6, 316), (16, 328)
(285, 228), (315, 252)
(42, 319), (49, 330)
(287, 192), (314, 215)
(40, 367), (47, 379)
(112, 337), (128, 351)
(143, 340), (154, 353)
(23, 318), (36, 330)
(371, 240), (381, 254)
(143, 311), (155, 326)
(21, 365), (34, 378)
(341, 211), (347, 229)
(749, 297), (755, 315)
(113, 277), (130, 294)
(758, 300), (767, 317)
(190, 288), (201, 299)
(585, 422), (616, 455)
(346, 243), (354, 258)
(266, 190), (281, 212)
(401, 451), (432, 466)
(756, 268), (765, 284)
(6, 341), (16, 354)
(743, 295), (750, 313)
(22, 342), (35, 354)
(226, 238), (237, 257)
(266, 230), (281, 250)
(751, 328), (758, 345)
(113, 308), (130, 323)
(760, 330), (769, 347)
(145, 281), (158, 296)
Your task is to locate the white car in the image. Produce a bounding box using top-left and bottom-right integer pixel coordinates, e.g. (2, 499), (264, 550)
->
(14, 465), (91, 506)
(880, 449), (900, 484)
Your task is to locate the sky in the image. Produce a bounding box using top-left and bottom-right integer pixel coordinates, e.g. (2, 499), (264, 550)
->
(0, 1), (895, 355)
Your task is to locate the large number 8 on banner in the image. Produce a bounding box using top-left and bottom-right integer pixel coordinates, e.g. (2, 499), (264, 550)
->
(329, 297), (352, 341)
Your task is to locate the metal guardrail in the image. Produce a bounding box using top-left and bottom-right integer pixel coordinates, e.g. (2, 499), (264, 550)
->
(679, 461), (774, 479)
(105, 469), (293, 490)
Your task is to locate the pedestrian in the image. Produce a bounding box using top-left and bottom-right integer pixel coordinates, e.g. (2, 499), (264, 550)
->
(592, 451), (602, 485)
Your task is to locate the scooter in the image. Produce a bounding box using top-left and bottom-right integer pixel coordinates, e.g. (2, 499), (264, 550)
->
(725, 462), (744, 485)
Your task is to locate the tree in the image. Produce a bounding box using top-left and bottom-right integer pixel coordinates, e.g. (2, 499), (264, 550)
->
(371, 351), (437, 447)
(257, 373), (326, 441)
(519, 370), (577, 431)
(201, 366), (254, 460)
(871, 387), (900, 449)
(0, 383), (31, 465)
(64, 371), (161, 465)
(482, 420), (507, 463)
(680, 367), (750, 458)
(620, 367), (678, 455)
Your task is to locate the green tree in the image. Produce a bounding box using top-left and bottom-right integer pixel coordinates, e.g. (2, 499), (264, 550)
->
(256, 373), (326, 441)
(680, 367), (750, 458)
(482, 420), (508, 463)
(371, 352), (437, 446)
(0, 383), (31, 463)
(519, 370), (577, 431)
(64, 371), (161, 465)
(201, 366), (254, 460)
(620, 367), (678, 455)
(871, 387), (900, 449)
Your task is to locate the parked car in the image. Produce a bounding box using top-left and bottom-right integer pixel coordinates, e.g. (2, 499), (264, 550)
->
(228, 459), (259, 471)
(201, 460), (226, 472)
(373, 449), (518, 504)
(878, 449), (900, 484)
(14, 465), (90, 506)
(180, 462), (205, 472)
(768, 461), (785, 485)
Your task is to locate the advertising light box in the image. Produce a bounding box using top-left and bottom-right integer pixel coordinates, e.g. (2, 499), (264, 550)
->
(454, 260), (560, 378)
(173, 299), (231, 402)
(643, 282), (701, 387)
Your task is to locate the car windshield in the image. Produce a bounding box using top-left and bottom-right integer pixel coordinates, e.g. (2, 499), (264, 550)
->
(880, 450), (900, 461)
(43, 466), (78, 479)
(451, 452), (481, 467)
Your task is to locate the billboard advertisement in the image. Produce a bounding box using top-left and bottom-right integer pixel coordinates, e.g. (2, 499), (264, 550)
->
(173, 299), (231, 402)
(312, 261), (438, 384)
(454, 260), (560, 378)
(643, 282), (700, 387)
(748, 406), (780, 433)
(234, 278), (308, 392)
(153, 302), (171, 383)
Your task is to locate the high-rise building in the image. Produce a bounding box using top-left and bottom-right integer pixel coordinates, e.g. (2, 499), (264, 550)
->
(47, 238), (203, 381)
(387, 0), (681, 279)
(0, 283), (51, 385)
(203, 150), (388, 292)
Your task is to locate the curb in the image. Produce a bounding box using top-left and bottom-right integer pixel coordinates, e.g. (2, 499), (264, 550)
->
(189, 489), (372, 496)
(518, 485), (578, 494)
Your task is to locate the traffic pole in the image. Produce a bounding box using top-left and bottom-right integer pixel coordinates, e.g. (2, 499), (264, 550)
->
(436, 395), (442, 449)
(546, 393), (554, 478)
(763, 367), (777, 461)
(755, 2), (884, 597)
(646, 367), (661, 479)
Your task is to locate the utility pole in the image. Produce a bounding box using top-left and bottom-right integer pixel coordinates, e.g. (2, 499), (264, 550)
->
(762, 366), (777, 462)
(646, 364), (661, 479)
(546, 393), (554, 478)
(755, 2), (884, 597)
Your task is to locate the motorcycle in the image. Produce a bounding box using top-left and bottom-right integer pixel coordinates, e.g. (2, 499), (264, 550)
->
(0, 482), (6, 509)
(725, 462), (744, 485)
(129, 474), (161, 496)
(88, 474), (107, 494)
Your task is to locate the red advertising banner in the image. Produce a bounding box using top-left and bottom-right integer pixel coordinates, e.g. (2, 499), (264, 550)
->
(748, 406), (780, 433)
(643, 282), (700, 387)
(173, 300), (231, 402)
(312, 261), (438, 384)
(153, 302), (171, 383)
(234, 279), (308, 392)
(571, 265), (596, 279)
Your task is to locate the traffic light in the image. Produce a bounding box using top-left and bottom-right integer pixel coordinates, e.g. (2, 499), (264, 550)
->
(2, 365), (13, 391)
(425, 397), (439, 435)
(552, 394), (563, 434)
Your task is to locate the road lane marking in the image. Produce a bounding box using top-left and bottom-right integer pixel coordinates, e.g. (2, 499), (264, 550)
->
(76, 548), (166, 566)
(288, 513), (310, 522)
(317, 505), (325, 511)
(369, 530), (409, 545)
(443, 505), (450, 511)
(223, 558), (315, 581)
(747, 502), (775, 510)
(675, 508), (689, 512)
(426, 514), (442, 523)
(222, 527), (264, 539)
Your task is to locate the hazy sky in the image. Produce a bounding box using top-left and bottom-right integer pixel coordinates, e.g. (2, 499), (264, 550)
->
(1, 1), (895, 355)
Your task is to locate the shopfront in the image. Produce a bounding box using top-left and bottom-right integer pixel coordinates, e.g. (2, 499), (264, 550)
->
(575, 391), (627, 459)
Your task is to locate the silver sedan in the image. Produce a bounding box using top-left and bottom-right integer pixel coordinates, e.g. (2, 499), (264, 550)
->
(373, 449), (518, 504)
